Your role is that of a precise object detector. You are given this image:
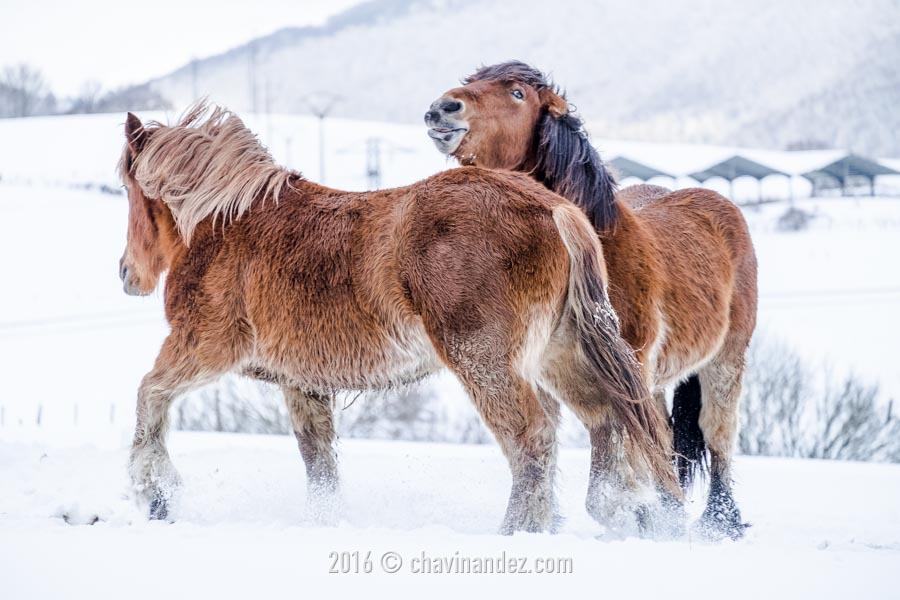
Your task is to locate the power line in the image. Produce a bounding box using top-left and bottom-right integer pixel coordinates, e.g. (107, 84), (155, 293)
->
(300, 92), (342, 185)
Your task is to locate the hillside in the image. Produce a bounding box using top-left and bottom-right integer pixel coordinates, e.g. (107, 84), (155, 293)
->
(143, 0), (900, 156)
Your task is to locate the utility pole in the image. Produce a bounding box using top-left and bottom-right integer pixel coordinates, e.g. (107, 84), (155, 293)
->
(301, 93), (342, 185)
(248, 41), (258, 113)
(264, 78), (273, 143)
(366, 138), (382, 189)
(190, 57), (198, 100)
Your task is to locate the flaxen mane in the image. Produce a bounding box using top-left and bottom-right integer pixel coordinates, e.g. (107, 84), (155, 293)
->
(119, 101), (297, 245)
(466, 62), (618, 231)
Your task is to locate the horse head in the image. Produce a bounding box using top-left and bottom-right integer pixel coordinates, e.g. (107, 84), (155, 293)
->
(425, 61), (618, 231)
(424, 60), (569, 170)
(117, 113), (178, 296)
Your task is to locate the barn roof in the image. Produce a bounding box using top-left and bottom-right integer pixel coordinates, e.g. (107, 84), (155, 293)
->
(609, 156), (674, 180)
(802, 154), (900, 182)
(689, 155), (788, 182)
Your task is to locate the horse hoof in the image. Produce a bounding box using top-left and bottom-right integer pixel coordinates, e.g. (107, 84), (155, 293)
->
(148, 496), (169, 521)
(696, 513), (750, 541)
(635, 503), (688, 540)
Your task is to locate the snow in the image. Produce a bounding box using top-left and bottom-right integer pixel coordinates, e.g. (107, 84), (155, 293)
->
(1, 432), (898, 598)
(2, 112), (899, 597)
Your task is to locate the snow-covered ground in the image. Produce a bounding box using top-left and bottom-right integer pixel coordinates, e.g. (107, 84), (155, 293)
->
(1, 112), (899, 597)
(2, 432), (899, 598)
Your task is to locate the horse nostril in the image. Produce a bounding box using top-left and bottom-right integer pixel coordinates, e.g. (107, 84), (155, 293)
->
(424, 110), (439, 123)
(441, 100), (462, 114)
(120, 263), (129, 282)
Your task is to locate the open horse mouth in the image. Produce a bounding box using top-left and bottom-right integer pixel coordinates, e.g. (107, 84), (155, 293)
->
(426, 126), (467, 154)
(427, 126), (467, 138)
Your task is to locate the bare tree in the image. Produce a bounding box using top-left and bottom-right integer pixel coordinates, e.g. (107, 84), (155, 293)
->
(1, 63), (49, 117)
(69, 80), (103, 114)
(94, 83), (172, 113)
(740, 335), (899, 462)
(174, 375), (289, 434)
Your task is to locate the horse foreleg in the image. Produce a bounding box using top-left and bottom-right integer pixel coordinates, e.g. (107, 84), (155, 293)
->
(130, 333), (225, 519)
(283, 386), (340, 524)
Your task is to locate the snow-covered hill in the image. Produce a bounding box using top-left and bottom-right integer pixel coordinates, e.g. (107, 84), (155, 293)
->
(1, 432), (898, 599)
(142, 0), (900, 155)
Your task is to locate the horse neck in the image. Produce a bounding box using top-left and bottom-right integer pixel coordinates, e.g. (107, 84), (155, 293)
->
(542, 176), (622, 234)
(528, 130), (620, 233)
(155, 201), (188, 268)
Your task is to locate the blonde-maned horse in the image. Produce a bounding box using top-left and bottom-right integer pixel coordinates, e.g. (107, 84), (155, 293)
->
(426, 62), (758, 539)
(117, 102), (677, 534)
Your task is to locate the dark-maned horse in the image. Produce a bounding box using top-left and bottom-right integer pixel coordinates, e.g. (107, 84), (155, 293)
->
(426, 62), (758, 539)
(117, 102), (678, 534)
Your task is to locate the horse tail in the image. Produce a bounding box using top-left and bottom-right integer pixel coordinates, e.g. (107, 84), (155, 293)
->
(672, 374), (708, 490)
(551, 204), (679, 497)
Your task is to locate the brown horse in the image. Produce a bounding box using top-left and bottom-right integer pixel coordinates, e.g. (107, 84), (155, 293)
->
(426, 62), (758, 539)
(117, 102), (677, 534)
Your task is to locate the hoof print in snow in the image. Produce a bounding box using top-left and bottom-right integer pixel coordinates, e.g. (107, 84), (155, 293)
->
(59, 510), (100, 526)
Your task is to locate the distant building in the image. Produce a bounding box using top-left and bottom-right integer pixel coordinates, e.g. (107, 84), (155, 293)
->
(801, 154), (900, 197)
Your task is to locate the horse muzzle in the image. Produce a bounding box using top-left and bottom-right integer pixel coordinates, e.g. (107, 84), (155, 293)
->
(120, 259), (151, 297)
(425, 97), (468, 154)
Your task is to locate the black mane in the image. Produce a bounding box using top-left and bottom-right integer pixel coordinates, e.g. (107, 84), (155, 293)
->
(465, 61), (552, 90)
(466, 61), (619, 232)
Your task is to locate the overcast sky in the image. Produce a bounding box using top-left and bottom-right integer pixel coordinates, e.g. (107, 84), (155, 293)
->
(1, 0), (364, 97)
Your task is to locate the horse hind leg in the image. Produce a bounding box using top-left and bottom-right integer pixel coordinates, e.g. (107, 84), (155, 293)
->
(479, 372), (559, 535)
(282, 386), (340, 524)
(541, 328), (684, 539)
(439, 331), (560, 534)
(584, 402), (683, 539)
(584, 416), (647, 537)
(696, 351), (749, 540)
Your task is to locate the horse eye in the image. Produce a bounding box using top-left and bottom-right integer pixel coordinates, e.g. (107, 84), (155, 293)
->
(511, 89), (524, 100)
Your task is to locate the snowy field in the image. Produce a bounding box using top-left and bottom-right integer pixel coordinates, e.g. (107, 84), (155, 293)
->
(1, 112), (899, 597)
(2, 432), (899, 598)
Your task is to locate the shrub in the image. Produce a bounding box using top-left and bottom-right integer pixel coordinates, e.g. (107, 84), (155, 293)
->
(739, 336), (899, 462)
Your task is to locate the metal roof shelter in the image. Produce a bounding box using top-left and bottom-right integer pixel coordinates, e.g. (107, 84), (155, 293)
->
(609, 156), (674, 181)
(689, 155), (789, 200)
(801, 154), (900, 196)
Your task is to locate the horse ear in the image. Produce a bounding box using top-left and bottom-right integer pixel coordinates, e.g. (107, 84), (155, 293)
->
(538, 87), (568, 118)
(125, 112), (148, 154)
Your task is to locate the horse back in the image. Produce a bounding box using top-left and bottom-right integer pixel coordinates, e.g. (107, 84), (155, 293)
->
(613, 188), (757, 383)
